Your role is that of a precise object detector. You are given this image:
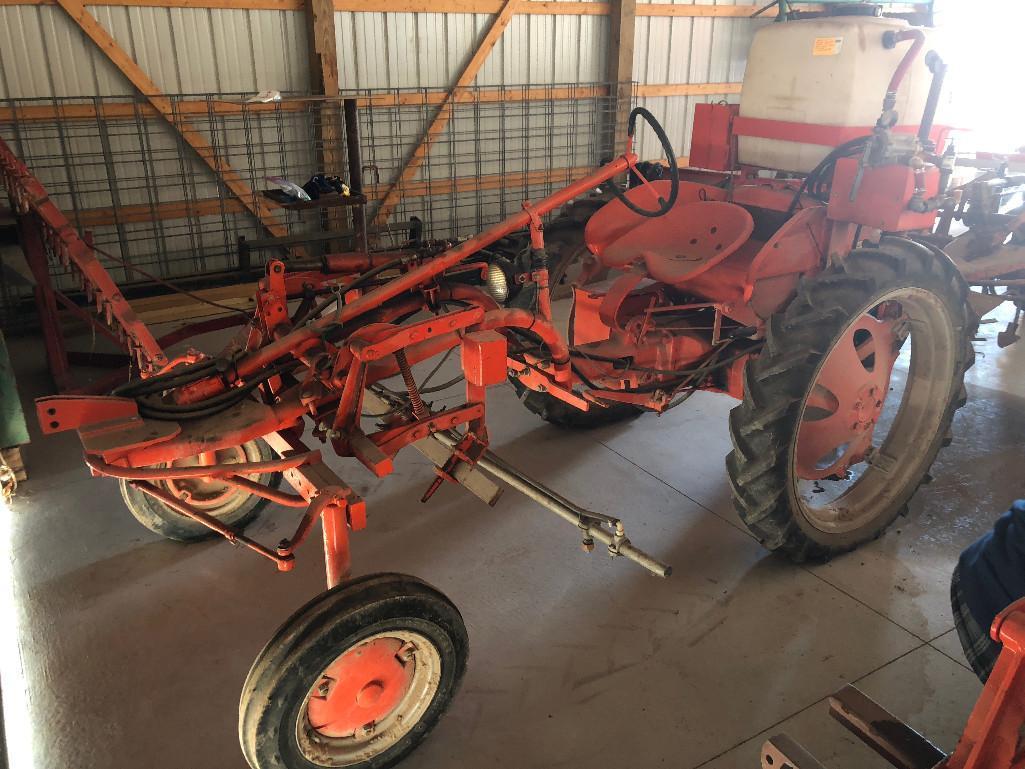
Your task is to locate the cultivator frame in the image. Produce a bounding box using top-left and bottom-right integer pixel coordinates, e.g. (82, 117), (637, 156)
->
(9, 112), (676, 588)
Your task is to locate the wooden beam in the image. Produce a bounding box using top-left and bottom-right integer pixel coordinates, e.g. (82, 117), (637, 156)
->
(334, 0), (609, 13)
(0, 86), (612, 124)
(306, 0), (339, 96)
(0, 0), (789, 13)
(52, 0), (288, 239)
(635, 83), (743, 98)
(72, 165), (593, 227)
(607, 0), (636, 156)
(72, 197), (248, 228)
(371, 0), (522, 227)
(636, 4), (762, 17)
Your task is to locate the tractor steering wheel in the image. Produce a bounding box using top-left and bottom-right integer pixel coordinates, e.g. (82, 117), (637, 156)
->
(611, 107), (680, 218)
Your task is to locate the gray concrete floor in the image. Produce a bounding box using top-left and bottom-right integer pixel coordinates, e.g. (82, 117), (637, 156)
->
(3, 301), (1025, 769)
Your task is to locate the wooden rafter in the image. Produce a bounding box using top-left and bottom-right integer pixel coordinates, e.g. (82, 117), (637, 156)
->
(52, 0), (288, 239)
(370, 0), (522, 227)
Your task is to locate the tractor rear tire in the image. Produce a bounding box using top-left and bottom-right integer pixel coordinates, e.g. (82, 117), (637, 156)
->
(726, 237), (976, 562)
(546, 196), (609, 300)
(512, 380), (643, 429)
(119, 437), (281, 542)
(511, 196), (643, 428)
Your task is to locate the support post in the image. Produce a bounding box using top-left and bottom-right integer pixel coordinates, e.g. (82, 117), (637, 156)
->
(305, 0), (348, 247)
(608, 0), (636, 157)
(17, 214), (70, 390)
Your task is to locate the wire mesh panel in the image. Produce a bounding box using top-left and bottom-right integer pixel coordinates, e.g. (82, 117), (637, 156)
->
(0, 83), (625, 330)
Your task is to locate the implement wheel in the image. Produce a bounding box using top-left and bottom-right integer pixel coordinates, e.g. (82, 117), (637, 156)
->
(119, 437), (281, 542)
(727, 237), (975, 561)
(239, 573), (468, 769)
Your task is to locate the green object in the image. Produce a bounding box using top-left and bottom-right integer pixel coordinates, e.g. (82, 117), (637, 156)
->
(0, 331), (29, 448)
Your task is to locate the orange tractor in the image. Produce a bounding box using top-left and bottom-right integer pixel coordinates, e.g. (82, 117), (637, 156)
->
(5, 5), (1024, 769)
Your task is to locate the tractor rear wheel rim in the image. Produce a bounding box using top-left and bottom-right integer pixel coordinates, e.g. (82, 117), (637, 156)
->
(295, 630), (442, 767)
(791, 287), (957, 535)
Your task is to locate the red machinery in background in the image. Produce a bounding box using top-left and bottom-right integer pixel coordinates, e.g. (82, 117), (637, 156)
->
(4, 7), (1025, 769)
(762, 598), (1025, 769)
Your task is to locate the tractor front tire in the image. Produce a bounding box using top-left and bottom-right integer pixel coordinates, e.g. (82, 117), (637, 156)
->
(727, 237), (975, 562)
(239, 573), (468, 769)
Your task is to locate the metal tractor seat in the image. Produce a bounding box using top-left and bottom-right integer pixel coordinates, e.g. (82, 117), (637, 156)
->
(585, 185), (754, 287)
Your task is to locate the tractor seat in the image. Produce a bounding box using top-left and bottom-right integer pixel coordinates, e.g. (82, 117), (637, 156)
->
(594, 200), (754, 287)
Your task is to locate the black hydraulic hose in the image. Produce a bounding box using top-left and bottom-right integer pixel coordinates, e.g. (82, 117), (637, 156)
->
(919, 51), (947, 149)
(135, 363), (294, 420)
(293, 257), (406, 326)
(786, 136), (871, 217)
(112, 356), (221, 397)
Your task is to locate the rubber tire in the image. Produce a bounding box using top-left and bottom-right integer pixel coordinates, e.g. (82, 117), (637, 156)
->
(239, 573), (468, 769)
(546, 196), (609, 300)
(119, 437), (281, 542)
(511, 379), (643, 429)
(510, 198), (644, 428)
(726, 237), (976, 562)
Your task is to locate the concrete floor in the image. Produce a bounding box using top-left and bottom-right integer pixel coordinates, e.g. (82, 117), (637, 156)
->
(3, 301), (1025, 769)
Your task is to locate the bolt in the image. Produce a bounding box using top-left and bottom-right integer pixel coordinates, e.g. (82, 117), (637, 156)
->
(536, 384), (547, 393)
(396, 641), (417, 664)
(580, 537), (595, 553)
(507, 368), (519, 378)
(317, 680), (332, 697)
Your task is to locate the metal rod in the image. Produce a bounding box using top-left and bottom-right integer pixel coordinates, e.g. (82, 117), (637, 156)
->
(85, 451), (318, 480)
(432, 432), (671, 577)
(130, 480), (293, 570)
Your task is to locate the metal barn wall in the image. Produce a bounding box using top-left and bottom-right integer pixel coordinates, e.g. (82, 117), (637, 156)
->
(0, 2), (761, 158)
(0, 5), (312, 97)
(0, 1), (761, 327)
(634, 1), (763, 161)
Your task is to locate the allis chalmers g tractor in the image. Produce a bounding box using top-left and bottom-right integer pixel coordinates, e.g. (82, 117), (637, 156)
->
(4, 6), (1025, 769)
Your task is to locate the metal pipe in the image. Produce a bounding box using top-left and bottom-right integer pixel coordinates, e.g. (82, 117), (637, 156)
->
(883, 29), (926, 107)
(343, 98), (369, 257)
(223, 473), (308, 507)
(85, 451), (318, 480)
(130, 480), (293, 570)
(432, 432), (671, 578)
(919, 51), (947, 149)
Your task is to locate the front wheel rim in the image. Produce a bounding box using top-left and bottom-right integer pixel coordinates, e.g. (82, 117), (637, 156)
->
(295, 630), (442, 767)
(791, 287), (958, 535)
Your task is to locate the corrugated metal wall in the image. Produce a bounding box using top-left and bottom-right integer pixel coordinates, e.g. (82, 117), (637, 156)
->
(0, 1), (762, 327)
(0, 6), (311, 98)
(0, 3), (761, 156)
(634, 1), (763, 160)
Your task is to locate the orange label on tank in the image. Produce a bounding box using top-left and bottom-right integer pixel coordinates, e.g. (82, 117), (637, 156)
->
(812, 36), (843, 56)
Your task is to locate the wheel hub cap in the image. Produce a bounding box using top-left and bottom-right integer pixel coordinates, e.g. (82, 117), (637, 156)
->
(307, 637), (417, 738)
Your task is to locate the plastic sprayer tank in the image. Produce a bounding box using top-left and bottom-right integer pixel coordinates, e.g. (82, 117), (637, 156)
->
(738, 16), (935, 173)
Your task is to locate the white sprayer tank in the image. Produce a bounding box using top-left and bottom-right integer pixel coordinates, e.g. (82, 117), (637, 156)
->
(738, 16), (935, 173)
